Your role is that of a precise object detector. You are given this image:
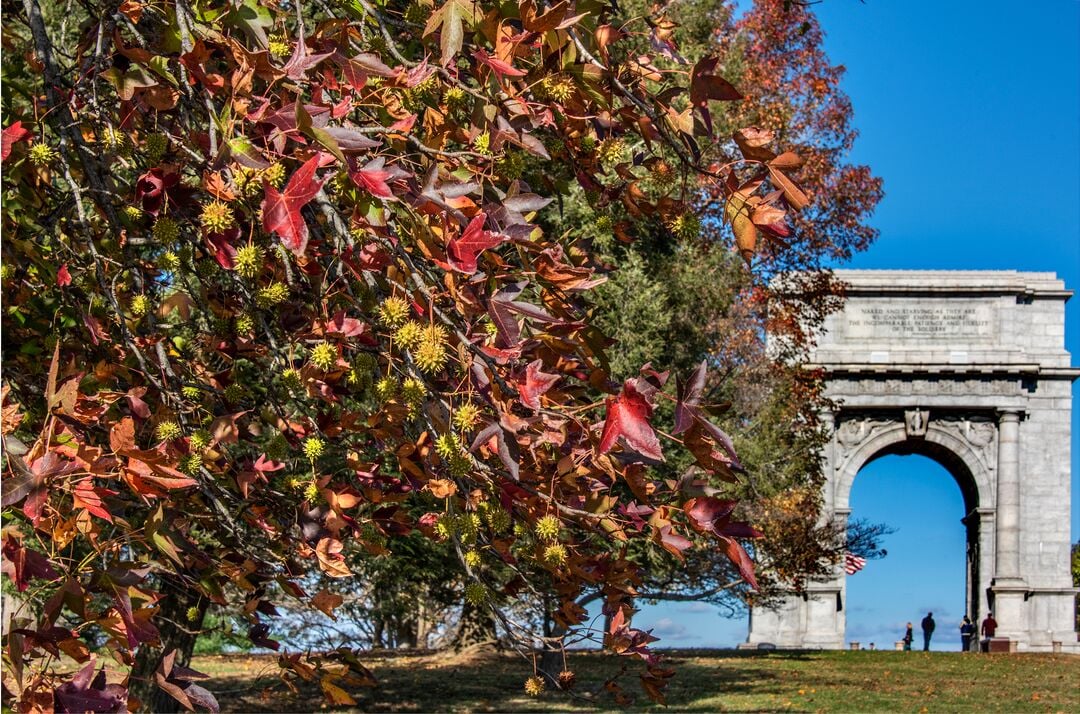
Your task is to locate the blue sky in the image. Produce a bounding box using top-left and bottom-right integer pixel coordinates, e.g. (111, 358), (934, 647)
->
(635, 0), (1080, 649)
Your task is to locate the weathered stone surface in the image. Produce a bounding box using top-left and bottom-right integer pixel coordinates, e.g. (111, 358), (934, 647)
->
(747, 270), (1079, 652)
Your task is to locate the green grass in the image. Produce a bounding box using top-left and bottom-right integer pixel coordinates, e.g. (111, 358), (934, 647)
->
(190, 648), (1080, 713)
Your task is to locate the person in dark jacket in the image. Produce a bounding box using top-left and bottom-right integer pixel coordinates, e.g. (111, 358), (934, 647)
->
(902, 622), (914, 651)
(959, 616), (976, 652)
(980, 612), (998, 652)
(921, 612), (936, 651)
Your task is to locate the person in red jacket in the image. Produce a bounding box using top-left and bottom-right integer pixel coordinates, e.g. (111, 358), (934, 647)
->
(980, 612), (998, 652)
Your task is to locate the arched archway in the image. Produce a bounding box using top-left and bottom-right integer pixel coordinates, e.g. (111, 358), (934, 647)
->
(847, 453), (969, 650)
(746, 270), (1078, 652)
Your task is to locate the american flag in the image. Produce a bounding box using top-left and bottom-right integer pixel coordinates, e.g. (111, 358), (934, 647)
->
(844, 552), (867, 575)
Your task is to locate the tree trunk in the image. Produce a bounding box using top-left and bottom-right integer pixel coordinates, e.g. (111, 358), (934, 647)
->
(450, 599), (498, 651)
(538, 624), (567, 684)
(129, 579), (207, 714)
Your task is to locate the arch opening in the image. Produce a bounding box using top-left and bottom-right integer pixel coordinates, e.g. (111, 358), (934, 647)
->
(847, 453), (972, 651)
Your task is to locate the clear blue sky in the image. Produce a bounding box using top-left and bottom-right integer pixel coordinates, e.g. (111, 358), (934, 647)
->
(634, 0), (1080, 649)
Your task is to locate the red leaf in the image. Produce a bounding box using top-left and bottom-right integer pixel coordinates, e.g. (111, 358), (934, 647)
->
(1, 121), (31, 162)
(721, 536), (759, 591)
(57, 264), (72, 287)
(472, 49), (527, 77)
(518, 360), (559, 411)
(261, 154), (328, 256)
(598, 380), (664, 462)
(447, 212), (506, 274)
(655, 525), (691, 560)
(349, 156), (395, 200)
(1, 534), (59, 592)
(73, 480), (117, 522)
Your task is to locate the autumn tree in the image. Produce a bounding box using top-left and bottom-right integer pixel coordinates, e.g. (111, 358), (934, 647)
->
(4, 0), (832, 711)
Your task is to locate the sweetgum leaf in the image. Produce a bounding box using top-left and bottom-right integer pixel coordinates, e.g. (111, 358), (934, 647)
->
(598, 380), (664, 462)
(261, 154), (327, 256)
(446, 212), (506, 274)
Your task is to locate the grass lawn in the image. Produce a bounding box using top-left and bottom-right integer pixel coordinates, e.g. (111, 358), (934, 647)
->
(188, 648), (1079, 713)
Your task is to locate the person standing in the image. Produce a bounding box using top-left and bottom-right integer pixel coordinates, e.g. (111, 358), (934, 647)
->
(980, 612), (998, 652)
(921, 612), (936, 651)
(902, 622), (914, 651)
(959, 616), (976, 652)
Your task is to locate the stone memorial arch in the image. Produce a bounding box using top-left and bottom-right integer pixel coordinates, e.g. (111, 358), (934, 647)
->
(747, 271), (1079, 652)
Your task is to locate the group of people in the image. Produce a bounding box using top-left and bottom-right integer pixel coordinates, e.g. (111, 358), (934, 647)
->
(901, 611), (998, 652)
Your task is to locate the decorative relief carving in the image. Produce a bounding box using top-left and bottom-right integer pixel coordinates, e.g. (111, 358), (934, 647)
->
(831, 413), (998, 475)
(932, 417), (997, 474)
(905, 408), (929, 437)
(826, 378), (1021, 399)
(834, 417), (897, 470)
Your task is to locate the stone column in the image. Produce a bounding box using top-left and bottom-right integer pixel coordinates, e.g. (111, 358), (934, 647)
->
(991, 409), (1027, 642)
(994, 410), (1021, 579)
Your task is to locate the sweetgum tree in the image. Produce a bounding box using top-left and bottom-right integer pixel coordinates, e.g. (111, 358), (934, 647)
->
(4, 0), (819, 709)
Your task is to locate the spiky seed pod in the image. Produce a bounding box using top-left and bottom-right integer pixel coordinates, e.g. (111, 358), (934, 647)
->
(255, 282), (289, 308)
(579, 135), (597, 153)
(434, 515), (455, 540)
(266, 434), (289, 462)
(453, 402), (482, 431)
(280, 368), (303, 391)
(233, 166), (263, 198)
(233, 244), (263, 279)
(401, 377), (425, 405)
(200, 201), (235, 233)
(414, 337), (448, 374)
(463, 550), (482, 569)
(375, 376), (398, 401)
(486, 507), (511, 534)
(448, 452), (471, 478)
(444, 86), (468, 112)
(28, 143), (58, 166)
(377, 296), (410, 327)
(158, 251), (181, 272)
(263, 162), (286, 188)
(181, 385), (202, 401)
(458, 513), (480, 545)
(223, 384), (246, 403)
(123, 205), (144, 222)
(303, 437), (325, 460)
(524, 676), (545, 696)
(403, 2), (427, 24)
(153, 218), (180, 243)
(393, 320), (425, 350)
(496, 151), (526, 181)
(669, 212), (702, 241)
(597, 137), (627, 166)
(557, 670), (576, 690)
(100, 126), (128, 152)
(465, 582), (488, 605)
(435, 432), (461, 461)
(268, 37), (291, 58)
(144, 133), (168, 163)
(537, 74), (575, 102)
(303, 482), (320, 502)
(650, 159), (675, 183)
(543, 543), (568, 565)
(155, 421), (183, 441)
(185, 606), (200, 622)
(129, 295), (152, 317)
(472, 131), (491, 155)
(309, 342), (338, 371)
(178, 453), (203, 476)
(535, 514), (560, 542)
(189, 429), (212, 452)
(234, 314), (255, 334)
